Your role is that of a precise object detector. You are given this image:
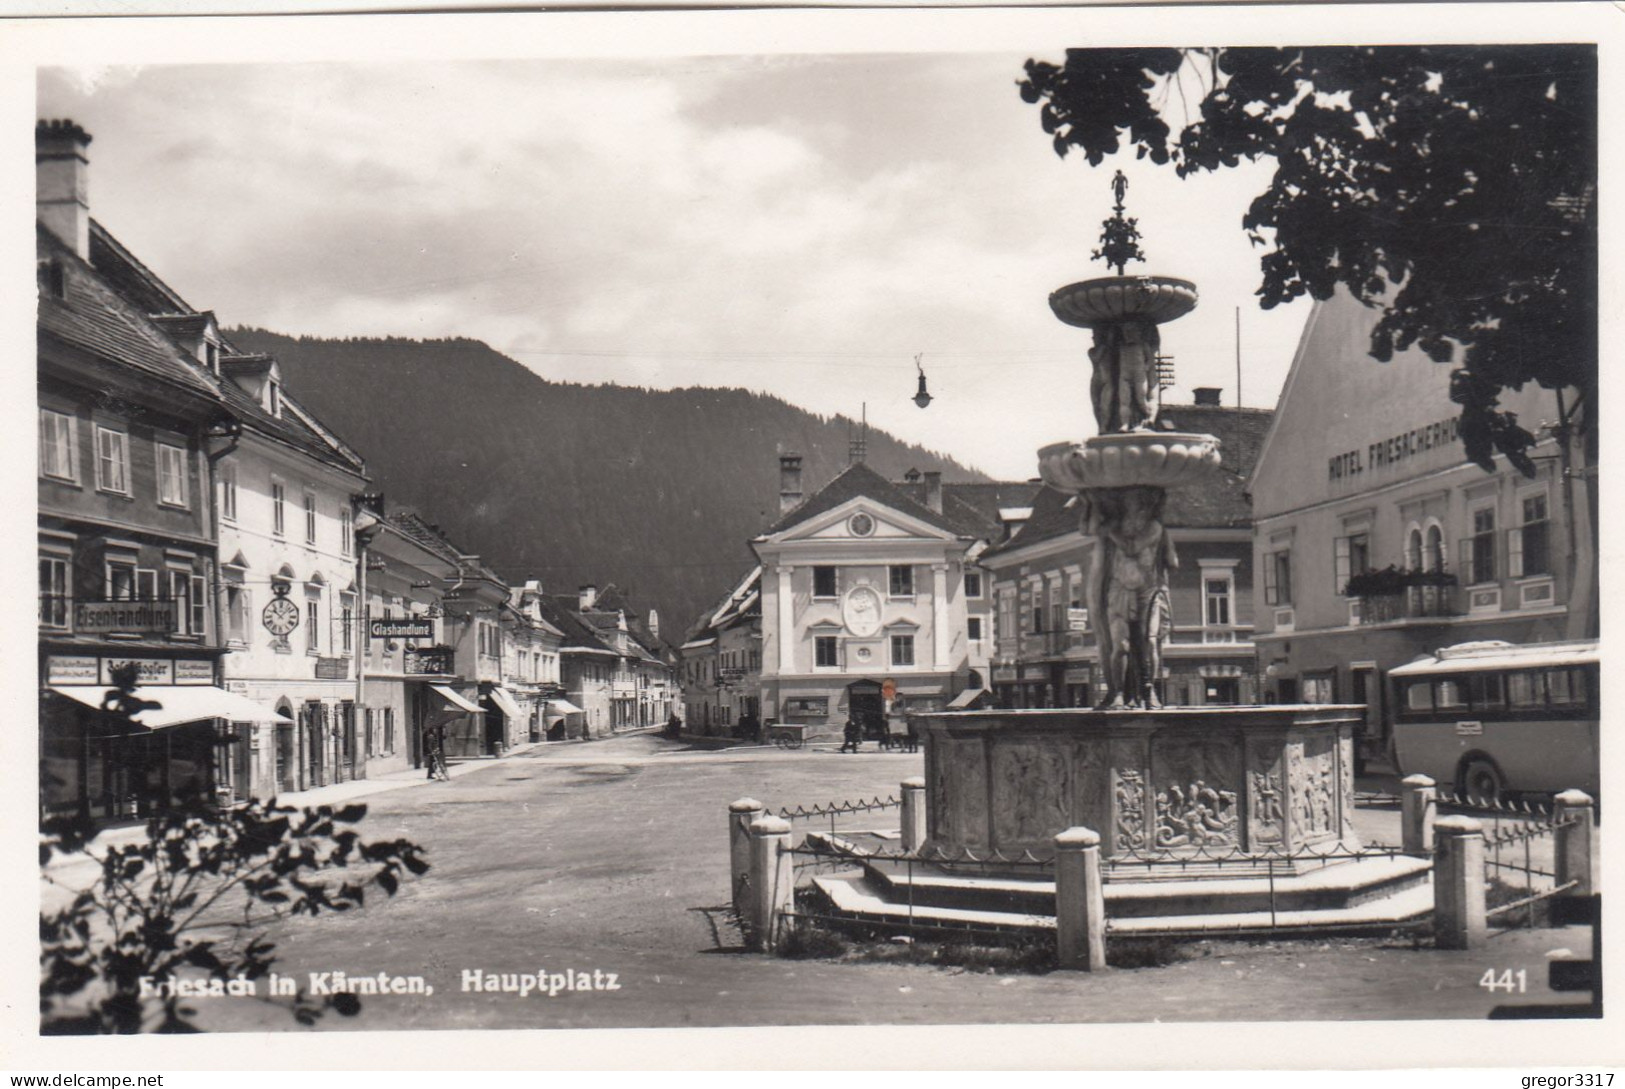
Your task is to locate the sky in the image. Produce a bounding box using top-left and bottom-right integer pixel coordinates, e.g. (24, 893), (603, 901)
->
(36, 50), (1310, 480)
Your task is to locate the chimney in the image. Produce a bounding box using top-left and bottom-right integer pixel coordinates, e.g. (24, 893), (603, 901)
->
(647, 609), (660, 640)
(778, 454), (803, 515)
(924, 471), (943, 514)
(524, 579), (541, 593)
(1193, 387), (1223, 407)
(578, 585), (597, 611)
(36, 120), (92, 259)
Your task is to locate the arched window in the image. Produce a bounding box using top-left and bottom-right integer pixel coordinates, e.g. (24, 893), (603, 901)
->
(1425, 523), (1445, 573)
(1406, 527), (1423, 570)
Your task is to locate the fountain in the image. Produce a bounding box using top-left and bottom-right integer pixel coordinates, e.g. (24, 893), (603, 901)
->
(805, 176), (1431, 937)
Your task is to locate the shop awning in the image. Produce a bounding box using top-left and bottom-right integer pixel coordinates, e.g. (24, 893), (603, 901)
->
(49, 685), (292, 729)
(488, 686), (525, 721)
(946, 688), (987, 710)
(546, 698), (584, 719)
(430, 684), (483, 714)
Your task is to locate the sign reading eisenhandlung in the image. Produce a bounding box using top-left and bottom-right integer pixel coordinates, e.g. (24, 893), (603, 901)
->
(369, 617), (434, 640)
(73, 599), (178, 634)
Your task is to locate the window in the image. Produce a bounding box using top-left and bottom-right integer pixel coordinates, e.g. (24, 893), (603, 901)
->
(267, 380), (281, 417)
(39, 554), (69, 629)
(964, 570), (983, 598)
(997, 592), (1015, 641)
(1030, 583), (1044, 633)
(1049, 582), (1066, 633)
(191, 574), (207, 636)
(1406, 528), (1423, 571)
(340, 594), (355, 655)
(812, 566), (837, 598)
(95, 426), (129, 495)
(1264, 550), (1292, 606)
(1512, 494), (1550, 578)
(304, 491), (318, 545)
(306, 594), (321, 653)
(1425, 524), (1445, 572)
(106, 558), (137, 601)
(967, 616), (983, 642)
(814, 635), (839, 668)
(340, 506), (354, 557)
(220, 462), (238, 522)
(39, 409), (77, 482)
(890, 634), (915, 667)
(1435, 679), (1468, 710)
(157, 443), (189, 507)
(888, 565), (914, 597)
(1302, 672), (1336, 704)
(135, 568), (158, 602)
(1466, 507), (1496, 584)
(224, 568), (248, 644)
(1333, 533), (1369, 594)
(1205, 578), (1232, 626)
(1507, 671), (1542, 708)
(1404, 680), (1434, 712)
(167, 570), (191, 634)
(1546, 667), (1582, 706)
(271, 481), (286, 536)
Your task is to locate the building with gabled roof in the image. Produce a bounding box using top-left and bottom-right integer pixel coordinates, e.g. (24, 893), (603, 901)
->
(679, 565), (762, 737)
(751, 456), (1029, 738)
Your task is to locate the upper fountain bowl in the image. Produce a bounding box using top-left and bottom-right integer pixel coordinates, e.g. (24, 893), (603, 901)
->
(1049, 275), (1198, 328)
(1038, 433), (1224, 492)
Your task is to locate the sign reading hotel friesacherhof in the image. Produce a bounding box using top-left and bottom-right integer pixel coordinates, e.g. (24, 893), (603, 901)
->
(369, 617), (434, 640)
(72, 598), (179, 635)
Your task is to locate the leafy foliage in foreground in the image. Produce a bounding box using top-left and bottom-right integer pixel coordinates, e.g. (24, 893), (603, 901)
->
(41, 797), (429, 1034)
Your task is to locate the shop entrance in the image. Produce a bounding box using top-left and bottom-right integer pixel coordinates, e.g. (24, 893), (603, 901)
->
(847, 679), (884, 739)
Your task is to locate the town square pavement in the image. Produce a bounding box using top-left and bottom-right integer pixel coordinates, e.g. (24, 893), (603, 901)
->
(119, 732), (1591, 1032)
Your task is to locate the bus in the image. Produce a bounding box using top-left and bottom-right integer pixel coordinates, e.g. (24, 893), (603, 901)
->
(1389, 640), (1599, 800)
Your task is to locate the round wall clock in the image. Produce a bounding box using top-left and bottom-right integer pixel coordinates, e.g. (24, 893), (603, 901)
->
(842, 585), (883, 638)
(847, 512), (875, 537)
(262, 595), (300, 636)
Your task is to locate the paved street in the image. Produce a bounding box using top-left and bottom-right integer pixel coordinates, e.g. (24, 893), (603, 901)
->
(159, 733), (1593, 1032)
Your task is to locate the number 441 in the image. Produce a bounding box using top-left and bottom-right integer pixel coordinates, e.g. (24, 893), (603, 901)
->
(1479, 968), (1527, 994)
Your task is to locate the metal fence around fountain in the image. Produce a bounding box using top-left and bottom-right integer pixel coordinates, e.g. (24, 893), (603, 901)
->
(776, 794), (903, 840)
(1431, 789), (1584, 930)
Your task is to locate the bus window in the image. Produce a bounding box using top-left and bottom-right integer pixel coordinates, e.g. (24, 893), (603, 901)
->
(1507, 670), (1542, 708)
(1547, 667), (1582, 706)
(1436, 679), (1468, 710)
(1471, 673), (1505, 710)
(1404, 680), (1434, 712)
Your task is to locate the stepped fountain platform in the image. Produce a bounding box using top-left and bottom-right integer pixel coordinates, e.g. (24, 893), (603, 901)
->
(801, 831), (1434, 938)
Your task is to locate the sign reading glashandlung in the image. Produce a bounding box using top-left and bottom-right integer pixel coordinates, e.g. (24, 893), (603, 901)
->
(72, 599), (178, 634)
(369, 617), (434, 639)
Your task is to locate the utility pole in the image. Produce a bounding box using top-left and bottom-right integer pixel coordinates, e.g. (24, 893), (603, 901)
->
(1235, 306), (1242, 409)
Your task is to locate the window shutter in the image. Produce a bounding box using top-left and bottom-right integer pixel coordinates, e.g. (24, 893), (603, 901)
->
(1507, 526), (1524, 579)
(1458, 538), (1473, 584)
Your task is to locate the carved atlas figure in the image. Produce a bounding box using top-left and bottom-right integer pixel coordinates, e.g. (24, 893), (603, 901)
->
(1082, 486), (1177, 708)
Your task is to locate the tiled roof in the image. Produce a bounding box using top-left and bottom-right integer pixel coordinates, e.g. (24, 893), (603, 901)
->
(761, 461), (972, 538)
(535, 594), (617, 655)
(80, 220), (364, 477)
(982, 404), (1274, 557)
(893, 479), (1043, 538)
(37, 224), (224, 407)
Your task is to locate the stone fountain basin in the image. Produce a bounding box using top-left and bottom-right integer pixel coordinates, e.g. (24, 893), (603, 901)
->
(912, 705), (1366, 864)
(1038, 433), (1224, 492)
(1049, 275), (1198, 328)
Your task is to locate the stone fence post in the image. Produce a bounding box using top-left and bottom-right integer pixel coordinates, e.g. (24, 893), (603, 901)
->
(900, 777), (927, 853)
(1553, 790), (1595, 898)
(1401, 774), (1437, 857)
(1054, 827), (1107, 971)
(728, 797), (765, 914)
(1433, 815), (1487, 949)
(748, 815), (794, 953)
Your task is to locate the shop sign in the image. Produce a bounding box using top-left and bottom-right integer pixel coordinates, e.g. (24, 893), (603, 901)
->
(101, 657), (174, 685)
(315, 657), (350, 680)
(992, 666), (1018, 683)
(1063, 665), (1093, 683)
(73, 599), (179, 635)
(403, 645), (454, 675)
(174, 659), (215, 685)
(46, 655), (99, 685)
(370, 617), (434, 639)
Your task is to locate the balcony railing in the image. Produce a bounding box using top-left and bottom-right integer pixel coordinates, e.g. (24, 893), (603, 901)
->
(1357, 585), (1462, 624)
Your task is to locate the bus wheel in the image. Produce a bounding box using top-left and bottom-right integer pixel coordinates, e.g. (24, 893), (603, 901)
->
(1460, 758), (1505, 805)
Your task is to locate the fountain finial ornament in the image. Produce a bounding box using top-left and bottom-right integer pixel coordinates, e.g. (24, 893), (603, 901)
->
(1092, 170), (1145, 278)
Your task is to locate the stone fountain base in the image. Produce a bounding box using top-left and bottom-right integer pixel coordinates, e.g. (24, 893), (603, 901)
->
(913, 705), (1366, 865)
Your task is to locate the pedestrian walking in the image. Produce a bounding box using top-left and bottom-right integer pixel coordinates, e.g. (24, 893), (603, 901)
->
(424, 723), (450, 781)
(839, 716), (862, 754)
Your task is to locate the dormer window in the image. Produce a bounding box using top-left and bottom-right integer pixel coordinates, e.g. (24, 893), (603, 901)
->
(205, 341), (219, 375)
(266, 380), (281, 417)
